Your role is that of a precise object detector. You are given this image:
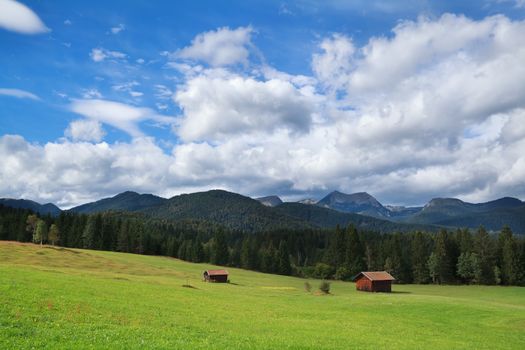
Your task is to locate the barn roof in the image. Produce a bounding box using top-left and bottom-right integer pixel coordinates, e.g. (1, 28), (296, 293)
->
(352, 271), (395, 281)
(205, 269), (229, 276)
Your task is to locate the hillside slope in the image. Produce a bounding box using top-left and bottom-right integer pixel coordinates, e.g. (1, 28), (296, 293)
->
(1, 241), (524, 349)
(69, 191), (167, 214)
(276, 202), (440, 232)
(407, 197), (525, 233)
(142, 190), (312, 232)
(0, 198), (61, 216)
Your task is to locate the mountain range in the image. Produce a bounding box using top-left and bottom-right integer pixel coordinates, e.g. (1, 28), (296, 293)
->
(1, 190), (524, 234)
(0, 198), (61, 216)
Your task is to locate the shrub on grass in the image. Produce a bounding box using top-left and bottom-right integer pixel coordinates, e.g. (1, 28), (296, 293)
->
(304, 281), (312, 293)
(319, 281), (331, 294)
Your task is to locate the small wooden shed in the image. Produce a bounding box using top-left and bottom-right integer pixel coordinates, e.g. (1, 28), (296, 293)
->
(352, 271), (395, 292)
(203, 269), (229, 283)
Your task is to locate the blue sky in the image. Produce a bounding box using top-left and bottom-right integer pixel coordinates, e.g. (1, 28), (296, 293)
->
(1, 0), (525, 207)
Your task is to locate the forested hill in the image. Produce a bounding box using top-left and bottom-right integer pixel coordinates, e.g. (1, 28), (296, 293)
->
(0, 198), (61, 216)
(69, 191), (167, 214)
(4, 189), (525, 234)
(141, 190), (313, 232)
(275, 202), (440, 233)
(406, 197), (525, 232)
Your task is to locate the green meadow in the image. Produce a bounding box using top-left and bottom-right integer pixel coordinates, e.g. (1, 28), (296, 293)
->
(1, 241), (524, 349)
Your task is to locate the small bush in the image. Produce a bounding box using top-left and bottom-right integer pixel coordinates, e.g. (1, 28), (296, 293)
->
(304, 281), (312, 293)
(319, 281), (331, 294)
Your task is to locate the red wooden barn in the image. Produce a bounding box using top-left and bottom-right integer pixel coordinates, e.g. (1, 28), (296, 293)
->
(352, 271), (395, 292)
(203, 269), (229, 283)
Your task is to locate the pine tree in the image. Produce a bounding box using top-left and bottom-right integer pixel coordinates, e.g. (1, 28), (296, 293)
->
(473, 226), (495, 284)
(324, 225), (347, 267)
(411, 232), (429, 283)
(82, 216), (96, 249)
(499, 226), (519, 285)
(345, 225), (365, 276)
(212, 229), (229, 265)
(432, 229), (454, 284)
(277, 240), (291, 275)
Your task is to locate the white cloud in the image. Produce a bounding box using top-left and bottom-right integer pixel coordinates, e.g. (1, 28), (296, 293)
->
(2, 14), (525, 207)
(154, 84), (173, 99)
(174, 73), (316, 141)
(0, 135), (173, 208)
(0, 0), (49, 34)
(70, 99), (175, 138)
(81, 88), (102, 99)
(110, 23), (125, 34)
(112, 81), (143, 98)
(176, 26), (253, 66)
(65, 119), (106, 142)
(90, 48), (126, 62)
(0, 88), (40, 100)
(64, 19), (72, 25)
(312, 34), (355, 92)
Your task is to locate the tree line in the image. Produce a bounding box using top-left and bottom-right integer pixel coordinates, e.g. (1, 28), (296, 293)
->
(1, 204), (524, 285)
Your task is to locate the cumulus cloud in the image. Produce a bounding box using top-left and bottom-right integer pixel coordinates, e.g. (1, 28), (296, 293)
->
(0, 88), (40, 100)
(90, 48), (126, 62)
(70, 99), (175, 138)
(176, 26), (253, 66)
(0, 0), (49, 34)
(312, 34), (355, 92)
(65, 119), (106, 142)
(0, 135), (173, 207)
(174, 73), (316, 141)
(2, 14), (525, 207)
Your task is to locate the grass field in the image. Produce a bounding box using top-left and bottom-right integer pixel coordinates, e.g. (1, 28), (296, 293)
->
(1, 241), (524, 349)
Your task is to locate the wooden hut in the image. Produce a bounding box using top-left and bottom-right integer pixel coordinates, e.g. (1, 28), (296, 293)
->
(352, 271), (395, 292)
(203, 269), (229, 283)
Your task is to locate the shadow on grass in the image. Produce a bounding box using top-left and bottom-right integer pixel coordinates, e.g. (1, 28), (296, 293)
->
(182, 284), (199, 289)
(390, 290), (411, 294)
(228, 282), (243, 286)
(44, 246), (82, 254)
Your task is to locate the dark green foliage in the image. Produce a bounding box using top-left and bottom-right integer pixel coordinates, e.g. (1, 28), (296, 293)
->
(430, 230), (455, 284)
(143, 190), (312, 233)
(278, 240), (291, 275)
(1, 205), (524, 286)
(319, 281), (331, 294)
(212, 229), (229, 265)
(411, 232), (431, 283)
(407, 197), (525, 233)
(474, 226), (495, 284)
(498, 226), (520, 285)
(345, 225), (365, 277)
(0, 198), (61, 216)
(276, 202), (439, 233)
(457, 252), (481, 284)
(70, 191), (167, 214)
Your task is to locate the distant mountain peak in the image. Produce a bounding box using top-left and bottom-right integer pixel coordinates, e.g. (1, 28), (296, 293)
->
(256, 195), (283, 207)
(317, 191), (389, 218)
